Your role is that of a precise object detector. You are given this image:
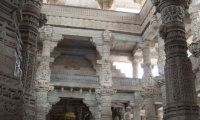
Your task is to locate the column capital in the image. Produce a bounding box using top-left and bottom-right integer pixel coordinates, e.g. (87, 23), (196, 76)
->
(39, 25), (63, 42)
(96, 0), (114, 10)
(138, 40), (152, 49)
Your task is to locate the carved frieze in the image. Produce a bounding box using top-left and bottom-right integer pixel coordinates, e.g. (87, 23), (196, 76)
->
(46, 15), (141, 34)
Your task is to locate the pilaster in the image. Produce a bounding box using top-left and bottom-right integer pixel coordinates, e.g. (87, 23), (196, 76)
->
(151, 0), (199, 120)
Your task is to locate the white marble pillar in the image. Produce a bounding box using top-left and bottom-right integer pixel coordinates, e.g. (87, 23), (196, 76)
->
(140, 40), (156, 120)
(140, 40), (154, 87)
(36, 26), (62, 120)
(142, 90), (156, 120)
(95, 30), (116, 120)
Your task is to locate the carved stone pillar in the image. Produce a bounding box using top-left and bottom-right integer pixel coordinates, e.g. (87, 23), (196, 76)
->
(141, 89), (157, 120)
(140, 40), (154, 87)
(35, 26), (62, 120)
(95, 30), (116, 120)
(131, 92), (141, 120)
(19, 0), (46, 119)
(140, 40), (156, 120)
(151, 0), (199, 120)
(133, 106), (141, 120)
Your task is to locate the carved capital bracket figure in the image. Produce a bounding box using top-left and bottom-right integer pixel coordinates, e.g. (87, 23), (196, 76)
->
(151, 0), (199, 120)
(96, 0), (114, 10)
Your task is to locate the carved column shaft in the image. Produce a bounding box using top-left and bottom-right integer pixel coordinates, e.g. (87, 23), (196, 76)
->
(36, 27), (62, 120)
(141, 90), (157, 120)
(95, 30), (115, 120)
(140, 41), (154, 87)
(151, 0), (199, 120)
(35, 39), (52, 120)
(19, 0), (45, 120)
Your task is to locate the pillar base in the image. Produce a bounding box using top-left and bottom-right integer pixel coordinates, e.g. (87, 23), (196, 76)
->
(163, 103), (199, 120)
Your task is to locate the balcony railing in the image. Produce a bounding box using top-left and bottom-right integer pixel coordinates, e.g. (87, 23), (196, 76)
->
(50, 74), (142, 88)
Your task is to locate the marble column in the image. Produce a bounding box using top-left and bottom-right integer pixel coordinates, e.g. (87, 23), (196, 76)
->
(139, 40), (156, 120)
(140, 40), (154, 87)
(132, 93), (141, 120)
(35, 26), (62, 120)
(141, 90), (156, 120)
(151, 0), (199, 120)
(95, 30), (116, 120)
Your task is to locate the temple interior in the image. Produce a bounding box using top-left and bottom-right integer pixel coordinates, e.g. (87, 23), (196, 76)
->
(1, 0), (200, 120)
